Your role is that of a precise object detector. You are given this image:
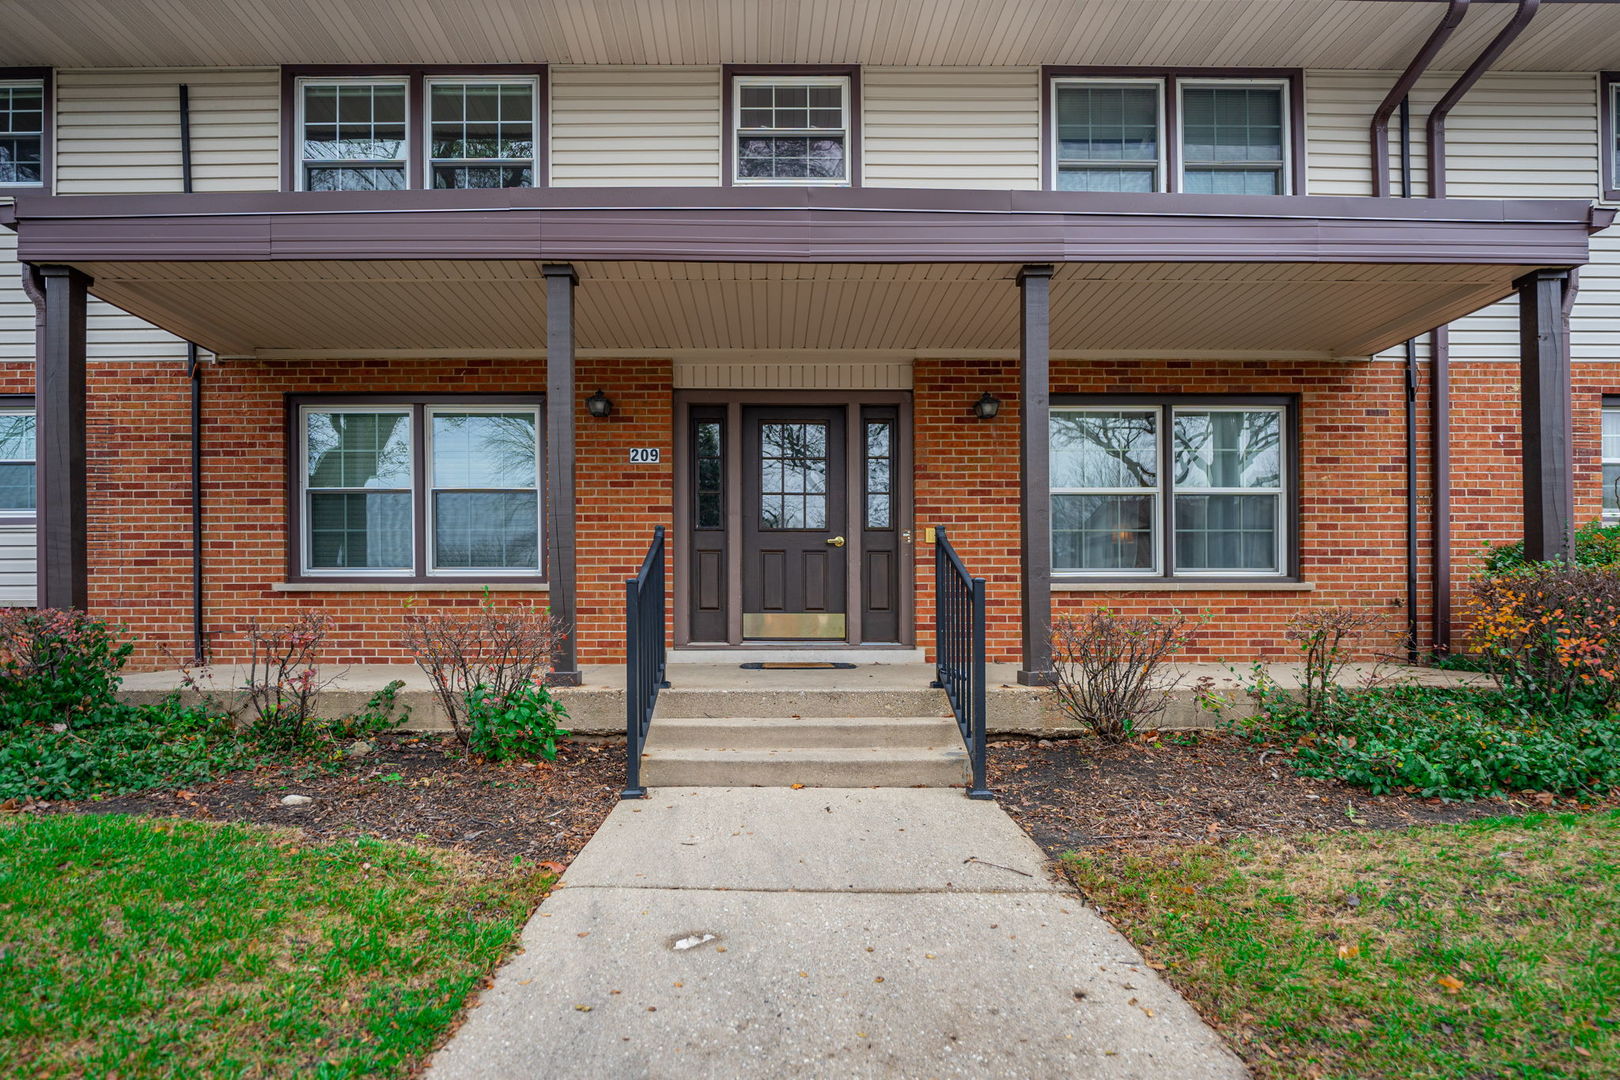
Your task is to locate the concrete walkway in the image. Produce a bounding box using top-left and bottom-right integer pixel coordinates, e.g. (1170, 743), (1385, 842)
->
(426, 788), (1246, 1079)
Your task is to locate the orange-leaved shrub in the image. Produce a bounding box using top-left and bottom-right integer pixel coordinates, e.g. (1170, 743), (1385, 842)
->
(1464, 564), (1620, 713)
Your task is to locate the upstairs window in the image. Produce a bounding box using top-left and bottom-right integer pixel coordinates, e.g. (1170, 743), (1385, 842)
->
(1048, 71), (1296, 195)
(298, 79), (409, 191)
(0, 76), (46, 187)
(427, 78), (538, 189)
(286, 67), (544, 191)
(731, 73), (852, 185)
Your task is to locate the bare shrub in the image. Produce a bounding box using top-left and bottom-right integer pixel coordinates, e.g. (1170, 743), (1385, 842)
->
(402, 598), (568, 744)
(239, 612), (335, 748)
(1049, 609), (1203, 743)
(1284, 606), (1392, 722)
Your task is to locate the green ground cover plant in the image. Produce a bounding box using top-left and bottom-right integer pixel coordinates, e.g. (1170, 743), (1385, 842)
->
(0, 814), (554, 1079)
(1064, 810), (1620, 1080)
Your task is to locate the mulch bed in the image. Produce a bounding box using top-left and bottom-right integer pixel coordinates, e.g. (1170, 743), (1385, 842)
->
(988, 731), (1576, 860)
(52, 734), (624, 868)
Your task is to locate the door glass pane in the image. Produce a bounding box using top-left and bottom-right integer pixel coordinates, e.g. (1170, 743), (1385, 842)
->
(864, 421), (893, 529)
(1052, 494), (1156, 571)
(759, 422), (828, 530)
(1174, 493), (1280, 572)
(694, 420), (724, 530)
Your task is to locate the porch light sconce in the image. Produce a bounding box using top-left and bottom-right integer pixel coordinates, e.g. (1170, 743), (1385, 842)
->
(586, 389), (613, 418)
(973, 392), (1001, 420)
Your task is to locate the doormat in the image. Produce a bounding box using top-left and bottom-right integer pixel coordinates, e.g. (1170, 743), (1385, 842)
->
(740, 661), (857, 670)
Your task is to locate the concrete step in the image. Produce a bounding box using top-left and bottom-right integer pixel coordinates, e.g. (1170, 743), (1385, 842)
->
(645, 715), (960, 750)
(639, 745), (970, 789)
(651, 687), (952, 719)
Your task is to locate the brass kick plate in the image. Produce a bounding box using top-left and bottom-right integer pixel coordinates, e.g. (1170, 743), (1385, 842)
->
(743, 612), (848, 639)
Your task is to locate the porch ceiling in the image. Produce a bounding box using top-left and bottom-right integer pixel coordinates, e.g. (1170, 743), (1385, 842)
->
(73, 258), (1526, 360)
(4, 0), (1619, 71)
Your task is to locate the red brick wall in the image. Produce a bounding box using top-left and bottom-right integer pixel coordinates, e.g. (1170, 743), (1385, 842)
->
(3, 352), (1614, 672)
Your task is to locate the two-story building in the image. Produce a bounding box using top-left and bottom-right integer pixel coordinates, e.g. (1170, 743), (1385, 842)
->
(1, 0), (1616, 685)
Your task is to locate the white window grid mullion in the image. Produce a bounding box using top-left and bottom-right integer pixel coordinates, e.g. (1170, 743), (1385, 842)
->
(299, 404), (415, 576)
(1050, 404), (1165, 576)
(296, 75), (412, 192)
(732, 74), (850, 186)
(1173, 77), (1292, 195)
(422, 75), (540, 187)
(1049, 77), (1167, 193)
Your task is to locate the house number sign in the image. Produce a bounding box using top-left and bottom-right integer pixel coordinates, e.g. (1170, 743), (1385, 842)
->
(628, 447), (661, 464)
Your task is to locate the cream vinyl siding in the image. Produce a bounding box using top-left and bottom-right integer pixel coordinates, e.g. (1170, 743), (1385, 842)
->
(55, 67), (281, 193)
(0, 228), (34, 364)
(0, 524), (36, 607)
(550, 66), (721, 186)
(862, 68), (1038, 189)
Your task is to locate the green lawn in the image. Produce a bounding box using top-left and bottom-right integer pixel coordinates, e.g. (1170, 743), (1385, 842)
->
(0, 814), (554, 1079)
(1064, 810), (1620, 1080)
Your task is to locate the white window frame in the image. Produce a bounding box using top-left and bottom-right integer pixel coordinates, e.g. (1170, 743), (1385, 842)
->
(424, 404), (544, 576)
(0, 404), (36, 521)
(1049, 77), (1168, 194)
(1168, 404), (1288, 578)
(1175, 77), (1292, 197)
(294, 75), (412, 193)
(297, 403), (415, 577)
(0, 78), (46, 189)
(1603, 401), (1619, 525)
(1051, 402), (1291, 579)
(421, 75), (541, 190)
(731, 74), (852, 187)
(1050, 406), (1165, 577)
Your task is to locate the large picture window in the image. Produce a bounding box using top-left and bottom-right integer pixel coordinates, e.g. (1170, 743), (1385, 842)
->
(287, 67), (544, 191)
(1048, 70), (1297, 194)
(1051, 398), (1293, 578)
(293, 398), (543, 580)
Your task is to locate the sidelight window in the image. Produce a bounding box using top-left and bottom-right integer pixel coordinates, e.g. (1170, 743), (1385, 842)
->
(1051, 399), (1292, 578)
(1604, 401), (1619, 524)
(295, 399), (543, 579)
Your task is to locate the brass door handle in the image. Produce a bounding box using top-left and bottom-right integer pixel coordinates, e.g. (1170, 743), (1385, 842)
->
(826, 535), (846, 547)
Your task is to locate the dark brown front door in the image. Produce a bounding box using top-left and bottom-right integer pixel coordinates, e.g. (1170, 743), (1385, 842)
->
(741, 405), (848, 640)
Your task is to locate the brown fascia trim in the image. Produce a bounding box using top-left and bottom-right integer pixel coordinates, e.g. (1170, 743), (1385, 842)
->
(279, 64), (549, 193)
(6, 186), (1599, 268)
(721, 65), (862, 189)
(0, 68), (53, 196)
(1040, 67), (1306, 195)
(1602, 72), (1619, 202)
(284, 391), (548, 586)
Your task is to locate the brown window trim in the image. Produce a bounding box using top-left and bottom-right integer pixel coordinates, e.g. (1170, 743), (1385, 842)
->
(1049, 392), (1303, 583)
(284, 392), (548, 585)
(722, 64), (861, 188)
(280, 65), (548, 193)
(1602, 73), (1619, 202)
(0, 68), (52, 193)
(1040, 66), (1305, 195)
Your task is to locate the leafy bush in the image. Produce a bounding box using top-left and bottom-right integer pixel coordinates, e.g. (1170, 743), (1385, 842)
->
(329, 678), (411, 741)
(465, 682), (570, 762)
(404, 596), (568, 745)
(1482, 518), (1620, 577)
(0, 609), (132, 732)
(0, 694), (256, 802)
(1049, 608), (1203, 742)
(1250, 685), (1620, 800)
(1464, 564), (1620, 713)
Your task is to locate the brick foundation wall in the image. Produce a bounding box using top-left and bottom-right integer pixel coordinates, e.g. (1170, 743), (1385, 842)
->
(1, 353), (1614, 672)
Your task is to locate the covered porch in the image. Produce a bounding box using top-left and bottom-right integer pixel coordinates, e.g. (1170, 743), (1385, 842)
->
(3, 187), (1603, 681)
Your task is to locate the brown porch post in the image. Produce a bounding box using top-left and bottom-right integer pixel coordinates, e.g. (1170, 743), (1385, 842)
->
(1017, 264), (1054, 686)
(1516, 268), (1575, 562)
(36, 265), (90, 611)
(544, 263), (581, 685)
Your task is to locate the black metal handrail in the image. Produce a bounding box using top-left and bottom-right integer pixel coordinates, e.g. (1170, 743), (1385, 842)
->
(931, 528), (992, 800)
(622, 526), (668, 799)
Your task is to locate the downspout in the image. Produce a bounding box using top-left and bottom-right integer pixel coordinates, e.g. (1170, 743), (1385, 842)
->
(1369, 0), (1468, 198)
(1401, 98), (1420, 663)
(179, 84), (206, 662)
(1426, 0), (1540, 655)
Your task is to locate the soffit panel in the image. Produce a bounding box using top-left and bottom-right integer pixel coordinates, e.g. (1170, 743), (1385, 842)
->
(2, 2), (1617, 71)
